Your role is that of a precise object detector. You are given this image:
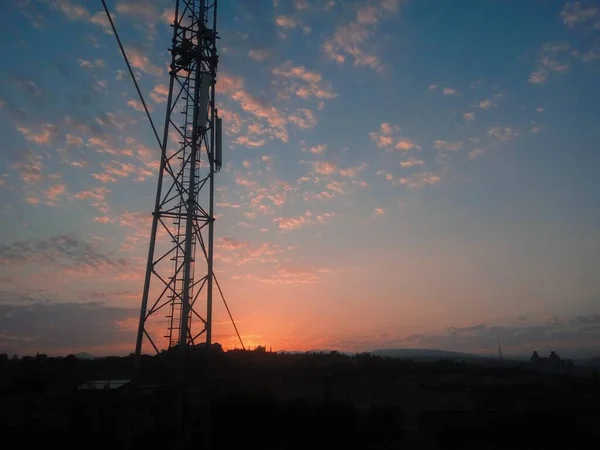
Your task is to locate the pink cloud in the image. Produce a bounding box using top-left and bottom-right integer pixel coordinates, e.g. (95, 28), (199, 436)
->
(127, 99), (152, 112)
(313, 161), (336, 175)
(370, 123), (420, 150)
(149, 84), (169, 103)
(124, 47), (163, 77)
(274, 215), (310, 231)
(309, 144), (327, 154)
(18, 124), (58, 146)
(235, 136), (266, 148)
(275, 15), (298, 29)
(288, 108), (317, 129)
(91, 173), (118, 184)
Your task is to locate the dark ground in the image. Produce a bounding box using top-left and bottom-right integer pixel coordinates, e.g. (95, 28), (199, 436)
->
(1, 348), (600, 449)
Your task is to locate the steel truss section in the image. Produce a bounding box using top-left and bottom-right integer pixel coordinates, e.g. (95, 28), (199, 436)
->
(134, 0), (220, 364)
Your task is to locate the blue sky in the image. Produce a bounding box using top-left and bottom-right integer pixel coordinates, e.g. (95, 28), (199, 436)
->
(0, 0), (599, 358)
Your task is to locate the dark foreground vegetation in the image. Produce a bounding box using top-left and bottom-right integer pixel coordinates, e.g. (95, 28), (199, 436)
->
(1, 347), (600, 449)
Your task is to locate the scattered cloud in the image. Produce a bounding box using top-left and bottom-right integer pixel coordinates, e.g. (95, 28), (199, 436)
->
(529, 43), (572, 84)
(323, 0), (401, 72)
(478, 99), (495, 109)
(249, 49), (271, 62)
(272, 61), (337, 100)
(0, 234), (126, 270)
(149, 84), (169, 103)
(434, 140), (463, 151)
(124, 47), (164, 77)
(79, 59), (105, 69)
(369, 123), (420, 150)
(561, 2), (600, 29)
(488, 127), (518, 141)
(127, 99), (152, 112)
(309, 144), (327, 154)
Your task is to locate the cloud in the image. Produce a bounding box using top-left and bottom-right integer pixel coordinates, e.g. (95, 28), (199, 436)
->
(561, 2), (600, 29)
(398, 172), (441, 189)
(47, 0), (113, 32)
(249, 49), (271, 61)
(124, 47), (164, 77)
(272, 61), (337, 100)
(529, 43), (572, 84)
(400, 158), (425, 168)
(216, 238), (284, 265)
(323, 0), (401, 72)
(10, 148), (44, 184)
(275, 15), (298, 29)
(384, 313), (600, 358)
(0, 234), (126, 270)
(235, 136), (266, 148)
(127, 99), (152, 112)
(374, 207), (385, 216)
(17, 124), (59, 146)
(468, 148), (487, 159)
(309, 144), (327, 154)
(434, 140), (463, 151)
(478, 99), (495, 109)
(463, 112), (475, 121)
(43, 183), (68, 206)
(78, 59), (105, 69)
(488, 127), (518, 141)
(288, 108), (318, 129)
(232, 266), (323, 286)
(149, 84), (169, 103)
(369, 123), (420, 150)
(442, 87), (458, 96)
(0, 299), (137, 356)
(274, 215), (310, 230)
(312, 160), (336, 175)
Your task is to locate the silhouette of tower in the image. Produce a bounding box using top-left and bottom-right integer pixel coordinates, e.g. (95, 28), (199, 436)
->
(134, 0), (221, 364)
(497, 337), (503, 360)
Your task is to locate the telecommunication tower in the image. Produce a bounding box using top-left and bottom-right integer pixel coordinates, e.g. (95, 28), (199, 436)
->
(133, 0), (222, 365)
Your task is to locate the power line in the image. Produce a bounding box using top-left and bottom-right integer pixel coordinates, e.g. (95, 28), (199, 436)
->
(100, 0), (162, 149)
(213, 272), (245, 350)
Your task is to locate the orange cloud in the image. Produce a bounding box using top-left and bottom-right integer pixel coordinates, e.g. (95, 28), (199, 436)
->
(18, 124), (58, 146)
(149, 84), (169, 103)
(127, 99), (152, 112)
(275, 15), (298, 29)
(313, 161), (336, 175)
(370, 123), (420, 150)
(288, 108), (317, 129)
(124, 47), (163, 77)
(309, 144), (327, 154)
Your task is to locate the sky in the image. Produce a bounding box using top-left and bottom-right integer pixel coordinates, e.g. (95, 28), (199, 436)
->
(1, 0), (599, 359)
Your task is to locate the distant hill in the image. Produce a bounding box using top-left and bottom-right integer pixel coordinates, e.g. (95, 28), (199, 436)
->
(74, 352), (96, 360)
(372, 348), (491, 361)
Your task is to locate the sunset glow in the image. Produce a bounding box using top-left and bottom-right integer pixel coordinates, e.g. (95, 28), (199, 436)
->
(1, 0), (599, 358)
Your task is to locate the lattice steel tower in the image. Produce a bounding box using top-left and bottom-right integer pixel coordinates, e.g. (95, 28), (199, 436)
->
(134, 0), (222, 363)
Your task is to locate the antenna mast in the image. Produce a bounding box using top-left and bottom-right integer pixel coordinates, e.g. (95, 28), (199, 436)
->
(134, 0), (221, 366)
(497, 337), (503, 360)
